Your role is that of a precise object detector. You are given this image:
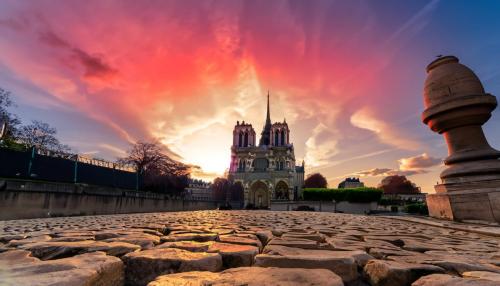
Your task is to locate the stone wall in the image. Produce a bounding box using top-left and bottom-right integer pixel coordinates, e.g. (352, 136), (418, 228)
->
(270, 200), (378, 214)
(0, 179), (218, 220)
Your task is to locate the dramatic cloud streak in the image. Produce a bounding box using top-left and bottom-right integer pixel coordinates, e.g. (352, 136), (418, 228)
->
(350, 107), (421, 151)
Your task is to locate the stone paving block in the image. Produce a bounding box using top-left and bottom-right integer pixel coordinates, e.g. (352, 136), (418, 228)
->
(157, 240), (214, 252)
(103, 233), (161, 249)
(281, 232), (326, 242)
(147, 267), (344, 286)
(368, 247), (422, 259)
(6, 235), (52, 247)
(0, 234), (27, 243)
(0, 250), (124, 286)
(412, 273), (498, 286)
(207, 242), (259, 268)
(364, 259), (445, 286)
(263, 244), (374, 267)
(19, 240), (140, 260)
(161, 232), (218, 242)
(386, 253), (500, 275)
(218, 234), (263, 250)
(255, 251), (358, 283)
(267, 237), (332, 250)
(122, 247), (223, 286)
(462, 271), (500, 282)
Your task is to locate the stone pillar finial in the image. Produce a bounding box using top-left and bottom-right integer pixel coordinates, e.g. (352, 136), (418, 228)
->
(422, 56), (500, 223)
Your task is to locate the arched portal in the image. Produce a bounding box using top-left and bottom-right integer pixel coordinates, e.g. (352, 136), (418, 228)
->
(249, 181), (269, 208)
(275, 181), (289, 200)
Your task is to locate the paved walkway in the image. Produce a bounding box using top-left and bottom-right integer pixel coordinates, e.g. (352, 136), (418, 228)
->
(1, 211), (499, 285)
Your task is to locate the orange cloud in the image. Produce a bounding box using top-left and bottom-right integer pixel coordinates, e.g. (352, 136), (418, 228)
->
(351, 153), (442, 178)
(350, 107), (421, 151)
(0, 1), (448, 184)
(398, 153), (442, 171)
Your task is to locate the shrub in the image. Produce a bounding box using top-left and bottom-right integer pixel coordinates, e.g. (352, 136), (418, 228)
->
(245, 203), (255, 210)
(378, 198), (401, 206)
(303, 187), (383, 203)
(405, 203), (428, 215)
(244, 203), (268, 210)
(218, 203), (233, 210)
(294, 205), (315, 211)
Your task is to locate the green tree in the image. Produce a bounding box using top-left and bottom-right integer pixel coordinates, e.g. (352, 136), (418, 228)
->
(304, 173), (328, 188)
(378, 175), (421, 194)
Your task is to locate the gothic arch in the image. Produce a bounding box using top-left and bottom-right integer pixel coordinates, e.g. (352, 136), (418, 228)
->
(249, 181), (270, 207)
(275, 181), (289, 200)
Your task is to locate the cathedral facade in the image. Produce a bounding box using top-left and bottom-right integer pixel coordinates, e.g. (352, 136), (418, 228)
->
(228, 93), (305, 208)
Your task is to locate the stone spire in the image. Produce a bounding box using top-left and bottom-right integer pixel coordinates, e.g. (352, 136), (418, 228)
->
(265, 91), (271, 126)
(259, 91), (272, 146)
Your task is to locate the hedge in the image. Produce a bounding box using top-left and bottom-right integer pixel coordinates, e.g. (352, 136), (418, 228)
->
(303, 187), (383, 203)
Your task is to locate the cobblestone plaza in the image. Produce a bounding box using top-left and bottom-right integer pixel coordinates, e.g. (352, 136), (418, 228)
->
(1, 211), (499, 285)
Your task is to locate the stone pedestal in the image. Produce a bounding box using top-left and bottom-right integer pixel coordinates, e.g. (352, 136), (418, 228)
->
(422, 56), (500, 223)
(426, 183), (500, 222)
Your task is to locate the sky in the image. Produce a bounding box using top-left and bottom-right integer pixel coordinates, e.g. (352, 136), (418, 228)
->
(1, 0), (500, 193)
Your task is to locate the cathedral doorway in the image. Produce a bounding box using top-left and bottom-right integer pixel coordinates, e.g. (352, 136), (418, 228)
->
(274, 181), (289, 200)
(249, 181), (269, 208)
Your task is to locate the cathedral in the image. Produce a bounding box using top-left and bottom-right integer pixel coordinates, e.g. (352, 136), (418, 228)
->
(228, 92), (305, 208)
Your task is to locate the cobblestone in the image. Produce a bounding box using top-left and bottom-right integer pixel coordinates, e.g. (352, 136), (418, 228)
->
(0, 210), (499, 286)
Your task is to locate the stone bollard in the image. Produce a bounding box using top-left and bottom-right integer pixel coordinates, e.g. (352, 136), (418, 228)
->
(422, 56), (500, 223)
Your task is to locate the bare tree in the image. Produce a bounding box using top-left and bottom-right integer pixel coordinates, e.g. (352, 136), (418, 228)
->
(119, 140), (192, 194)
(18, 120), (70, 153)
(230, 181), (244, 201)
(119, 140), (190, 176)
(212, 177), (231, 201)
(0, 88), (21, 142)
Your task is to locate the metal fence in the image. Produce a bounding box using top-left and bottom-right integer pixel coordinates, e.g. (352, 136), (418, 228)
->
(0, 147), (140, 190)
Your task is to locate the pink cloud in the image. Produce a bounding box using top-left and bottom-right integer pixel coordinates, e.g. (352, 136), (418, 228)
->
(0, 1), (444, 182)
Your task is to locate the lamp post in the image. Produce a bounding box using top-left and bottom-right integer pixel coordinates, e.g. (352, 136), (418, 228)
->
(73, 155), (78, 184)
